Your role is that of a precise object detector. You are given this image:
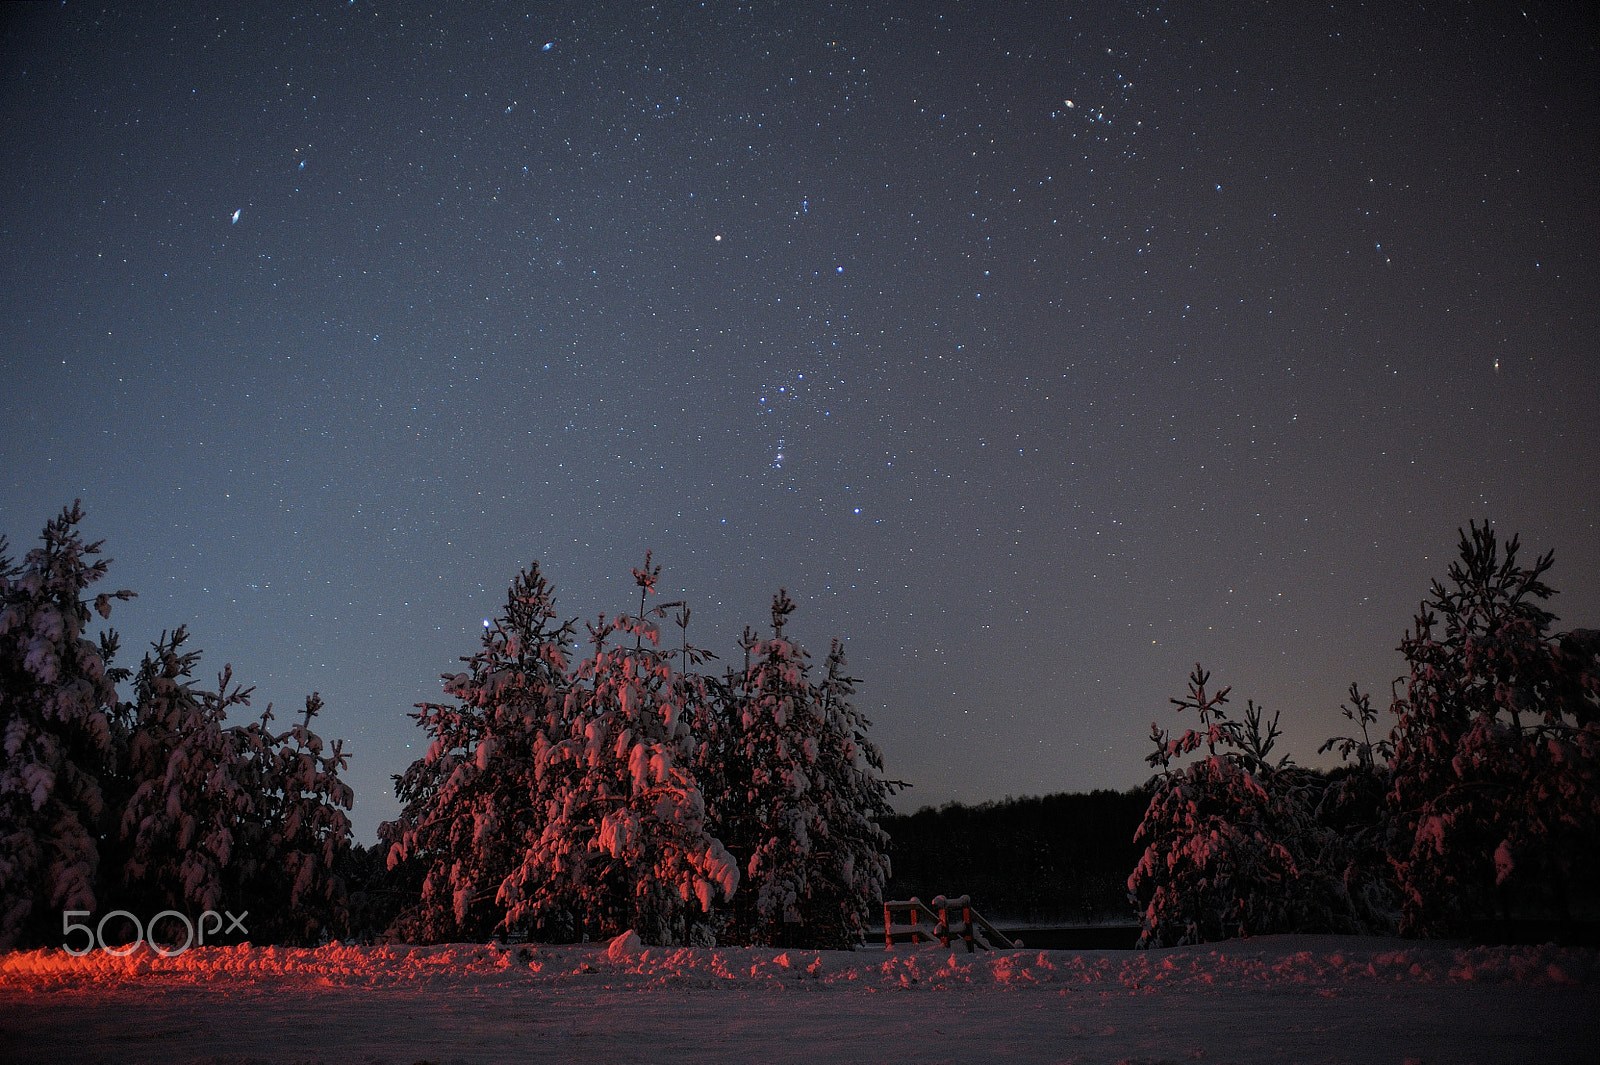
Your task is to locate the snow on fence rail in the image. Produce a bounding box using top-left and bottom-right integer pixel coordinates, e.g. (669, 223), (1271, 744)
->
(884, 895), (1020, 952)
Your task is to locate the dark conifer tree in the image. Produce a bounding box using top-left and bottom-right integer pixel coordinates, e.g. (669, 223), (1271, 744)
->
(1387, 523), (1600, 934)
(1128, 666), (1303, 946)
(804, 639), (896, 946)
(113, 627), (253, 922)
(1, 504), (354, 948)
(384, 558), (737, 946)
(232, 692), (354, 944)
(0, 503), (131, 949)
(112, 629), (355, 945)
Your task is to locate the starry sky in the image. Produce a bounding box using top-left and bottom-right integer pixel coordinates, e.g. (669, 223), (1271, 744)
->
(3, 2), (1596, 843)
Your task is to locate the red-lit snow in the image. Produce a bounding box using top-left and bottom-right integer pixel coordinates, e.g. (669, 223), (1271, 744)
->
(2, 934), (1595, 1063)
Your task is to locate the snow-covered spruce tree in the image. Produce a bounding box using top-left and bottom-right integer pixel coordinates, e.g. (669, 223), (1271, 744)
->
(380, 563), (575, 942)
(0, 502), (132, 949)
(112, 632), (353, 946)
(803, 638), (896, 947)
(497, 556), (737, 945)
(1387, 523), (1600, 935)
(230, 693), (354, 944)
(1126, 665), (1376, 947)
(0, 504), (354, 947)
(111, 627), (254, 925)
(690, 631), (754, 941)
(708, 593), (815, 945)
(709, 593), (895, 948)
(1311, 684), (1400, 935)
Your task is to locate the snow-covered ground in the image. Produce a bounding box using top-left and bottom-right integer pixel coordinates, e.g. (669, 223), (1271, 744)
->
(3, 933), (1596, 1064)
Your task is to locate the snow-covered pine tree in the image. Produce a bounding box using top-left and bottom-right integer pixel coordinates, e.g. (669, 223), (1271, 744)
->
(498, 555), (737, 946)
(0, 503), (132, 949)
(380, 563), (574, 942)
(1131, 665), (1409, 947)
(710, 593), (895, 948)
(110, 632), (354, 946)
(710, 591), (816, 945)
(1387, 523), (1600, 935)
(1312, 684), (1399, 935)
(0, 504), (354, 947)
(231, 692), (354, 944)
(666, 600), (731, 946)
(803, 639), (896, 948)
(691, 628), (757, 940)
(1128, 665), (1307, 947)
(112, 627), (253, 925)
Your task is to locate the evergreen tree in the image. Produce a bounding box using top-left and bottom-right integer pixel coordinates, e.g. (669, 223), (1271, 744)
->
(113, 628), (253, 922)
(804, 639), (896, 947)
(0, 503), (131, 949)
(711, 591), (819, 944)
(1128, 666), (1302, 946)
(1129, 524), (1599, 946)
(380, 563), (575, 942)
(691, 632), (755, 940)
(382, 557), (902, 948)
(1312, 684), (1399, 935)
(710, 593), (896, 948)
(0, 504), (354, 948)
(231, 692), (354, 944)
(498, 556), (737, 945)
(1130, 664), (1407, 947)
(1387, 523), (1600, 934)
(110, 626), (355, 946)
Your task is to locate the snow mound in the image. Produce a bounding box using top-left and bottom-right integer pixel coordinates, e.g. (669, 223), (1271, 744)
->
(607, 930), (643, 961)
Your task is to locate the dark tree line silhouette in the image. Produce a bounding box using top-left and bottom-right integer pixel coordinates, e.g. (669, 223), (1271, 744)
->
(882, 790), (1148, 925)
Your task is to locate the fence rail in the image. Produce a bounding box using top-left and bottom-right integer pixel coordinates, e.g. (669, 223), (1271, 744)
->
(883, 895), (1020, 952)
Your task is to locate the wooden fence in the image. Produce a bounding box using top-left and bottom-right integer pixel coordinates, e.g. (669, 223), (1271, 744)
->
(883, 895), (1020, 952)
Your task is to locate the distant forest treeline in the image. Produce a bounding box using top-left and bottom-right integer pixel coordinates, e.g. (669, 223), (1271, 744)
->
(882, 789), (1149, 925)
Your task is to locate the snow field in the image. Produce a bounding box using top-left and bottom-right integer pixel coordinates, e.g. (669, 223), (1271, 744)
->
(2, 934), (1597, 1064)
(4, 932), (1596, 993)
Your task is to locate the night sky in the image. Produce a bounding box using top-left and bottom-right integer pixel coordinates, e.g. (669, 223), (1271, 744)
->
(3, 2), (1596, 843)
